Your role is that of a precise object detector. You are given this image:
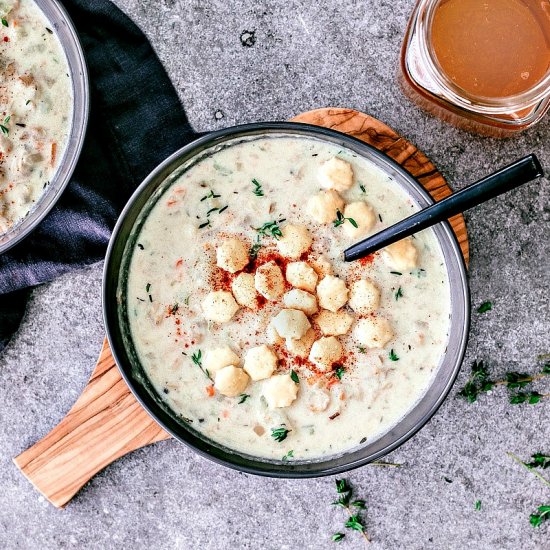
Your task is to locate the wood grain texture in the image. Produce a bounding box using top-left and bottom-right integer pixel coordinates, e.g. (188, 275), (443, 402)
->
(13, 108), (469, 508)
(13, 339), (170, 508)
(290, 108), (469, 264)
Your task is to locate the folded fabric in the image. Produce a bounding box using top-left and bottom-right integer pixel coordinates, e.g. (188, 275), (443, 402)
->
(0, 0), (197, 351)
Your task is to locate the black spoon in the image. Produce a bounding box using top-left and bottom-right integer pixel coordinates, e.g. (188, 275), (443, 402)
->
(344, 154), (544, 262)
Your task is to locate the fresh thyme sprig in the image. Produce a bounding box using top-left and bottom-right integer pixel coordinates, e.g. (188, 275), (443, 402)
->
(331, 479), (369, 544)
(271, 426), (290, 442)
(252, 178), (264, 197)
(530, 506), (550, 528)
(191, 349), (212, 380)
(507, 452), (550, 488)
(249, 239), (262, 261)
(333, 209), (358, 229)
(507, 451), (550, 528)
(255, 218), (286, 239)
(457, 359), (550, 404)
(249, 217), (286, 260)
(198, 189), (227, 227)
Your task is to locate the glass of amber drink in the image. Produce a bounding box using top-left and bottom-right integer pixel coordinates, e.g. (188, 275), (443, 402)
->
(400, 0), (550, 136)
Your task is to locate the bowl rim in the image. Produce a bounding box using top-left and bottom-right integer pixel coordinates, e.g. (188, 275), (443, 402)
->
(103, 121), (470, 477)
(0, 0), (90, 254)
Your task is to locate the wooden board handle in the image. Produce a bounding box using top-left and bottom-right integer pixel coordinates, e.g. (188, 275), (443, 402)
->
(13, 108), (469, 508)
(13, 338), (170, 508)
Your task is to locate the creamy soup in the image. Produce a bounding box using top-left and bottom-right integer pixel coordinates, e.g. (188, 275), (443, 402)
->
(0, 0), (72, 233)
(124, 135), (451, 461)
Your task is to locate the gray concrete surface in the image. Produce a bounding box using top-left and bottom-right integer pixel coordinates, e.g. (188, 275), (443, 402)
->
(1, 0), (549, 548)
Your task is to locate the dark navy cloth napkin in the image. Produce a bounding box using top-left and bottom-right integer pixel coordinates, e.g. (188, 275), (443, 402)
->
(0, 0), (196, 351)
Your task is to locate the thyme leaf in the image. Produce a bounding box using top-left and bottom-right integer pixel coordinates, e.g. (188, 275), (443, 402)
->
(255, 218), (286, 239)
(477, 301), (493, 313)
(345, 515), (366, 533)
(507, 452), (550, 527)
(334, 366), (346, 380)
(252, 178), (264, 197)
(525, 453), (550, 470)
(510, 391), (544, 405)
(271, 426), (290, 442)
(336, 479), (351, 494)
(249, 241), (262, 260)
(389, 349), (399, 362)
(238, 393), (250, 404)
(191, 349), (202, 367)
(200, 190), (221, 201)
(507, 452), (550, 488)
(333, 209), (358, 228)
(530, 506), (550, 528)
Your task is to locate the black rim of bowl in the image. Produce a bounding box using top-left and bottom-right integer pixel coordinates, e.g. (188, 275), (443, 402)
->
(103, 121), (470, 478)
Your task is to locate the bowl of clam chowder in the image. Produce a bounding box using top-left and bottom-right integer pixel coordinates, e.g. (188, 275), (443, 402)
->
(104, 123), (469, 477)
(0, 0), (88, 253)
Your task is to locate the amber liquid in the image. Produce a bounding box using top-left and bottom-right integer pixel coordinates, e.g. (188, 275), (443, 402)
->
(431, 0), (550, 98)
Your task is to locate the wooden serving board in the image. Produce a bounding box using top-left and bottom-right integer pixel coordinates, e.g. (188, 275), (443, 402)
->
(13, 108), (469, 508)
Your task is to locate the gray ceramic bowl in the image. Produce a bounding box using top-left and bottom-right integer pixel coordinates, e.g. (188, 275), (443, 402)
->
(103, 122), (470, 477)
(0, 0), (89, 254)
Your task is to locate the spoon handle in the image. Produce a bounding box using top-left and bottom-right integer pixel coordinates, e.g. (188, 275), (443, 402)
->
(344, 154), (544, 262)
